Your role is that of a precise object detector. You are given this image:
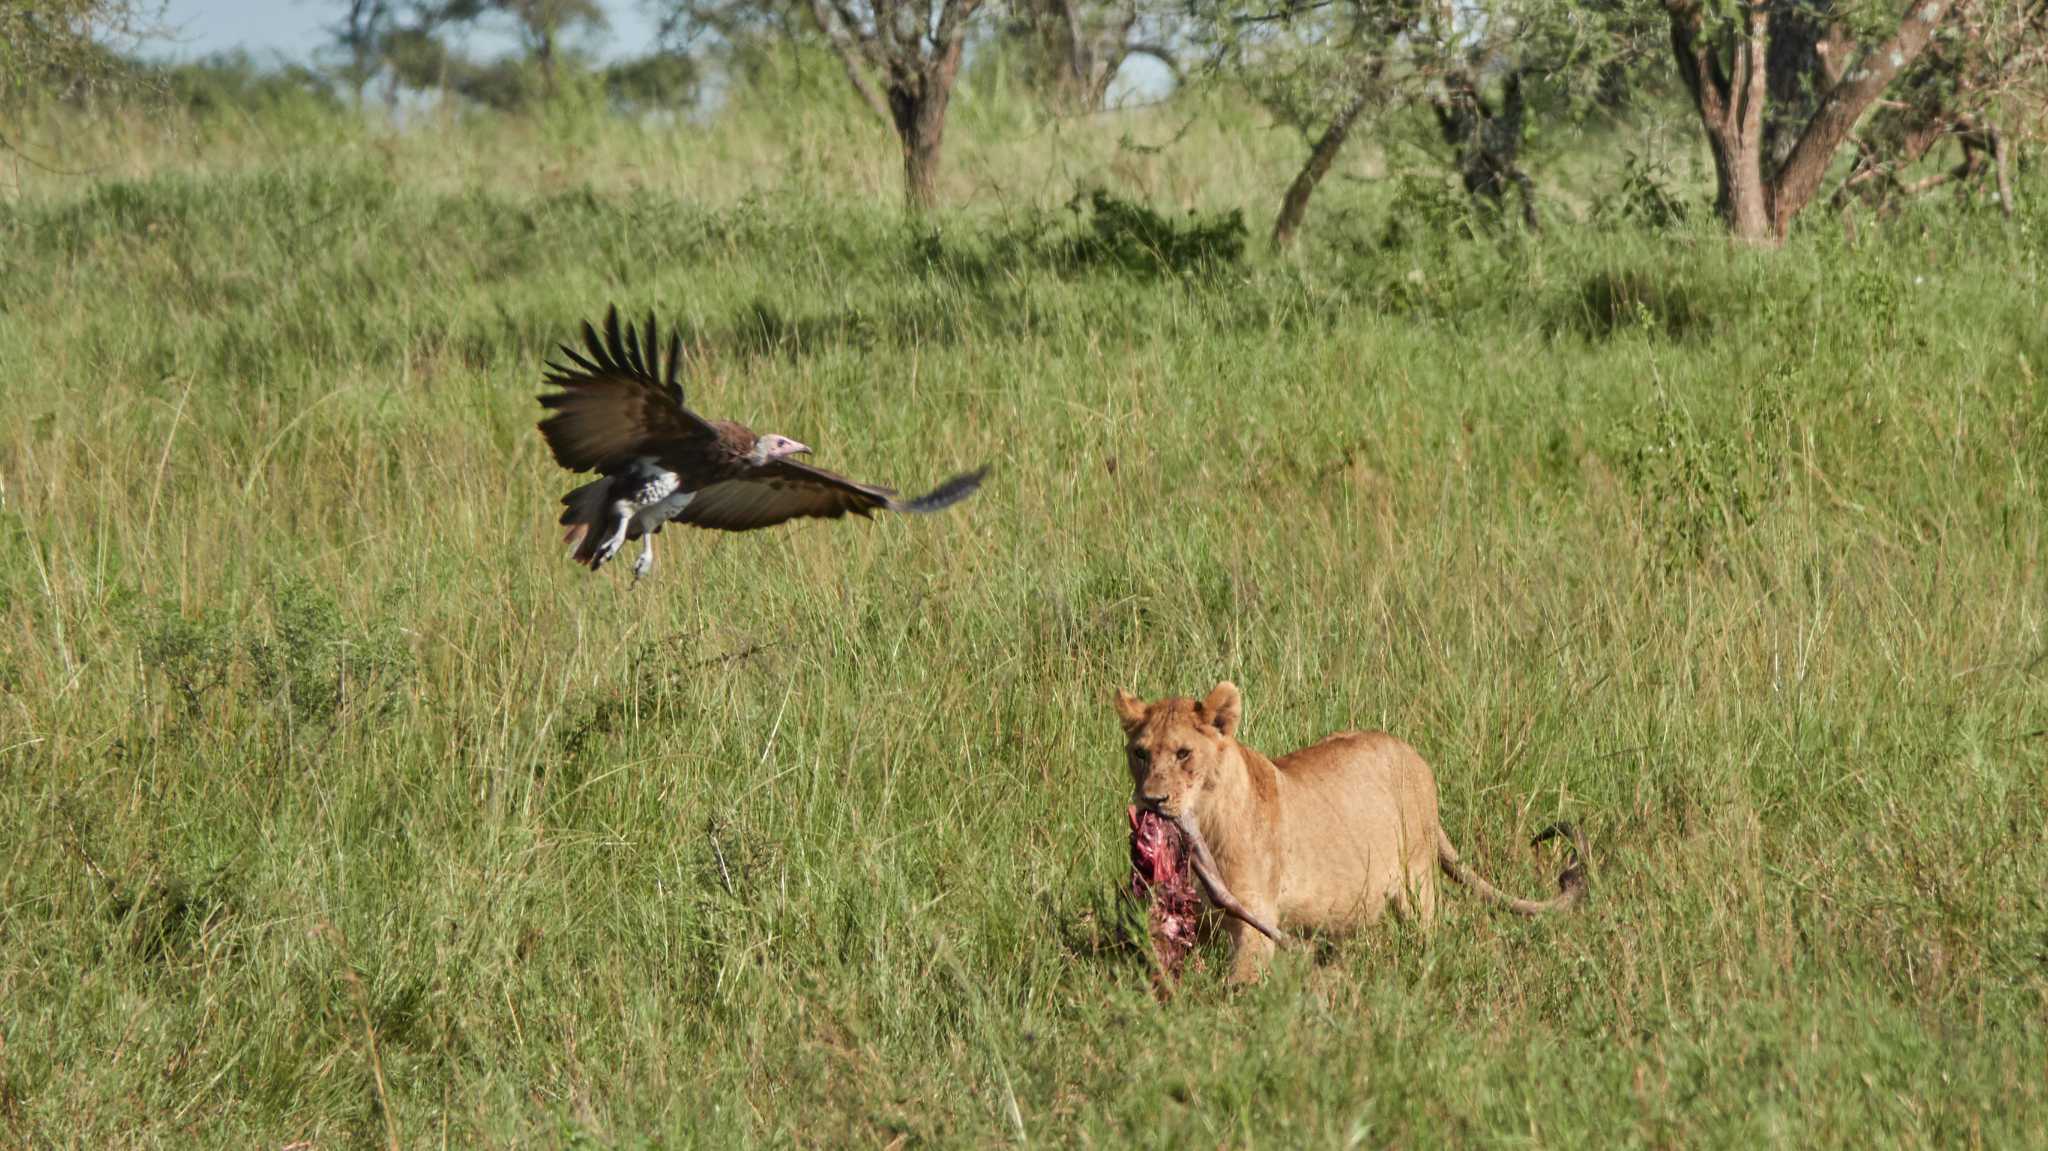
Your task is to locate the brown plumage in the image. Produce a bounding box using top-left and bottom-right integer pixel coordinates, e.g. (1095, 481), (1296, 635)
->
(537, 306), (987, 579)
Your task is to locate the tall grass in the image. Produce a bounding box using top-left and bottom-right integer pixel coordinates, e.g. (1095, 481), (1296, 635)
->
(0, 91), (2044, 1147)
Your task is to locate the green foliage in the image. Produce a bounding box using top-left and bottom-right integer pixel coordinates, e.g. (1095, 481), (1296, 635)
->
(154, 51), (340, 115)
(1567, 267), (1722, 340)
(1593, 150), (1697, 231)
(1377, 167), (1485, 249)
(602, 51), (698, 113)
(140, 601), (238, 717)
(1053, 188), (1248, 275)
(246, 576), (415, 725)
(1610, 386), (1789, 566)
(0, 0), (158, 105)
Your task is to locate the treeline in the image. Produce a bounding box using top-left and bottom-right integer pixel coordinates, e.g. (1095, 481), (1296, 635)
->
(7, 0), (2045, 247)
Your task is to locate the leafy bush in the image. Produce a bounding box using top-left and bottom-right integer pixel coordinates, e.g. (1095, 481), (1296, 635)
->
(140, 603), (237, 718)
(1054, 189), (1247, 277)
(1610, 389), (1789, 566)
(1592, 152), (1695, 231)
(1567, 268), (1720, 340)
(245, 577), (413, 724)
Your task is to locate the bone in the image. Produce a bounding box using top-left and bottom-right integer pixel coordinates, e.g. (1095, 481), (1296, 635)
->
(1173, 813), (1289, 946)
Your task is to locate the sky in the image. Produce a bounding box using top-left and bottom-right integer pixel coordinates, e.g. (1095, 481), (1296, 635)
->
(151, 0), (1174, 104)
(152, 1), (662, 64)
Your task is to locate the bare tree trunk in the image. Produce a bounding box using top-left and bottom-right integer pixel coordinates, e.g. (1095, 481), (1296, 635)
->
(1990, 126), (2016, 217)
(1271, 82), (1373, 251)
(898, 100), (944, 213)
(1709, 121), (1774, 242)
(818, 0), (981, 212)
(891, 38), (964, 213)
(1668, 0), (1775, 242)
(1059, 0), (1096, 108)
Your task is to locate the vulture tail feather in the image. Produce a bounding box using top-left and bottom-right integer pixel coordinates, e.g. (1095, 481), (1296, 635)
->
(897, 467), (989, 515)
(559, 477), (611, 525)
(559, 478), (619, 567)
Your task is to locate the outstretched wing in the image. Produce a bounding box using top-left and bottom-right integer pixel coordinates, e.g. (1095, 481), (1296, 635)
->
(674, 462), (988, 533)
(537, 306), (714, 474)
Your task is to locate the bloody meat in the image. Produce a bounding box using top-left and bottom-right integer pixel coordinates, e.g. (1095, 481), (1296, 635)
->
(1127, 805), (1202, 977)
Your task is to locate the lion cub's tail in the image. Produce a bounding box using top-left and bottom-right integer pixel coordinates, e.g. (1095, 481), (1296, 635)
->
(1437, 822), (1589, 916)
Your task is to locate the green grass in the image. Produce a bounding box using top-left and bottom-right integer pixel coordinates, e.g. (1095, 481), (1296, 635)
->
(1, 98), (2045, 1148)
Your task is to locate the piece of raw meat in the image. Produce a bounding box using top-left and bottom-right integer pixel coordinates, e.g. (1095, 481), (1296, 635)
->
(1128, 805), (1203, 978)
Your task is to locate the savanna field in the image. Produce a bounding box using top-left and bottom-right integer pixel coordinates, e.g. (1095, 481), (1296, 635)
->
(2, 76), (2047, 1148)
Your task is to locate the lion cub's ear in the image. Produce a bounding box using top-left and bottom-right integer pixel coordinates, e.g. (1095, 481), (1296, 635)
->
(1203, 682), (1242, 738)
(1113, 688), (1148, 731)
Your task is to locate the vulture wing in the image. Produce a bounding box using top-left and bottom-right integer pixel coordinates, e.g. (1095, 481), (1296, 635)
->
(537, 306), (716, 474)
(674, 461), (989, 533)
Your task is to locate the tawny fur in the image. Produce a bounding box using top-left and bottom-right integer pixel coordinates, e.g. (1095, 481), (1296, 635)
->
(1114, 682), (1586, 984)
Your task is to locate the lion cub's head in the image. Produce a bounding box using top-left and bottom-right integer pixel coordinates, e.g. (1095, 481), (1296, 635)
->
(1112, 682), (1243, 820)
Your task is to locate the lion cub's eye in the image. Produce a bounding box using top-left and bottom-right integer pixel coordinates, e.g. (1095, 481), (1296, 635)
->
(1130, 747), (1150, 764)
(1175, 747), (1191, 762)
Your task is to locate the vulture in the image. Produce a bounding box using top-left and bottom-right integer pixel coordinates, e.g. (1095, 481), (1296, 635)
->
(537, 306), (987, 581)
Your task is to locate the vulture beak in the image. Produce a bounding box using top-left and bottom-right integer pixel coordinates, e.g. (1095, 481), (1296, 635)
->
(789, 441), (813, 456)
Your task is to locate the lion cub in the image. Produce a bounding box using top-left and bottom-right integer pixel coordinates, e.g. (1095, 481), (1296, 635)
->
(1115, 682), (1585, 983)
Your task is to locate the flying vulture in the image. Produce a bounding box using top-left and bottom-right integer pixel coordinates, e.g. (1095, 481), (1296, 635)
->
(537, 306), (987, 581)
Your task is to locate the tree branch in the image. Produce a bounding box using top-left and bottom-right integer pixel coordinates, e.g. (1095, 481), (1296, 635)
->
(809, 0), (892, 125)
(931, 0), (982, 56)
(1665, 0), (1729, 126)
(1771, 0), (1954, 229)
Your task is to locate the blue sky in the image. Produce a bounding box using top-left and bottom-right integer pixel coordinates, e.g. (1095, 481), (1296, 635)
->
(154, 1), (661, 63)
(153, 1), (1173, 103)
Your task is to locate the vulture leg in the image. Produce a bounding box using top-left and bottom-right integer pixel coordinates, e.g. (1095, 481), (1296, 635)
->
(631, 536), (656, 584)
(590, 501), (634, 570)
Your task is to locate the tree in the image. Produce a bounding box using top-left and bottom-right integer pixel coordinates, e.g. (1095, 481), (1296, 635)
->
(603, 51), (700, 114)
(1006, 0), (1181, 112)
(1661, 0), (1956, 243)
(1237, 0), (1601, 250)
(1431, 66), (1538, 231)
(1218, 0), (1418, 251)
(353, 1), (478, 105)
(808, 0), (987, 211)
(485, 0), (608, 98)
(1265, 65), (1384, 251)
(325, 0), (394, 104)
(0, 0), (161, 106)
(337, 0), (607, 107)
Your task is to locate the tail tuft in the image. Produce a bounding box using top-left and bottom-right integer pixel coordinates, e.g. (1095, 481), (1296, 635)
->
(1531, 821), (1590, 902)
(558, 478), (617, 568)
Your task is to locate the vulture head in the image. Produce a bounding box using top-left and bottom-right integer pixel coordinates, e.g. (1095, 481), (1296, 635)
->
(750, 433), (812, 464)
